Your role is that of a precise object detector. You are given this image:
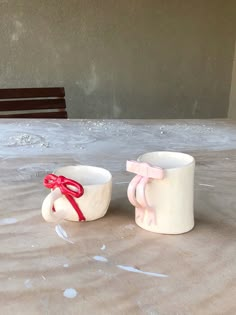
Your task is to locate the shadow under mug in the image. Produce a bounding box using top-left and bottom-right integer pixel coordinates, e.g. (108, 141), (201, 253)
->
(42, 165), (112, 223)
(127, 151), (195, 234)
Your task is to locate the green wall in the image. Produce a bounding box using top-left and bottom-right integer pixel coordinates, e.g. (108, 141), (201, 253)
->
(0, 1), (235, 118)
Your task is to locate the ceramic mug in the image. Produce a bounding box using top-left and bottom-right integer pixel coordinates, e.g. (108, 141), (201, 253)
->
(127, 151), (195, 234)
(42, 165), (112, 222)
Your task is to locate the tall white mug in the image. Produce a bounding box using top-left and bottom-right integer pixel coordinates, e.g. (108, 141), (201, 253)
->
(127, 151), (195, 234)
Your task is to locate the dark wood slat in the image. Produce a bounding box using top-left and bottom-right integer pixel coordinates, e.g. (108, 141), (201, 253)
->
(0, 99), (66, 111)
(0, 87), (67, 118)
(0, 111), (67, 119)
(0, 87), (65, 99)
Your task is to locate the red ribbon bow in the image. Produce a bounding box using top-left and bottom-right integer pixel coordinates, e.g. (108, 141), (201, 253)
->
(44, 174), (86, 221)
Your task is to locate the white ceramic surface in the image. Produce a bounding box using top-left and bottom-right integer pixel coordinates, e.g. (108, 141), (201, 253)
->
(131, 151), (195, 234)
(42, 165), (112, 222)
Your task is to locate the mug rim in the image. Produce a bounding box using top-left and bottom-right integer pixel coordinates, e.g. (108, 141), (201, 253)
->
(54, 165), (112, 187)
(137, 151), (195, 171)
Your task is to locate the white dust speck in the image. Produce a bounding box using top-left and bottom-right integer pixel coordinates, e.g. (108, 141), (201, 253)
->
(93, 256), (108, 262)
(55, 225), (74, 244)
(0, 218), (18, 225)
(63, 263), (69, 268)
(41, 275), (46, 280)
(24, 279), (33, 288)
(63, 288), (78, 299)
(100, 244), (106, 251)
(117, 265), (168, 278)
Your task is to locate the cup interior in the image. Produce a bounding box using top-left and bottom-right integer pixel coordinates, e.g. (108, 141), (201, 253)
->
(54, 165), (112, 186)
(138, 151), (194, 170)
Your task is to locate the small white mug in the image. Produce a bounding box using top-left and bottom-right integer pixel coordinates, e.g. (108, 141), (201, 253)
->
(42, 165), (112, 223)
(127, 151), (195, 234)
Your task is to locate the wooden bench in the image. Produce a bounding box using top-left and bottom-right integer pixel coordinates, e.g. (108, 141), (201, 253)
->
(0, 87), (67, 118)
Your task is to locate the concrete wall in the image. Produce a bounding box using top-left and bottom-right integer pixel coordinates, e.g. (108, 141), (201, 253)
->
(229, 41), (236, 119)
(0, 1), (235, 118)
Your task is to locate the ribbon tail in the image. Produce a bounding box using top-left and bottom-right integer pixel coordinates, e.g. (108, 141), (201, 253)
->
(66, 194), (86, 221)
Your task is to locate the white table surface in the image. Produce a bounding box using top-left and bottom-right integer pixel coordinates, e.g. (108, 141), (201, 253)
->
(0, 119), (235, 315)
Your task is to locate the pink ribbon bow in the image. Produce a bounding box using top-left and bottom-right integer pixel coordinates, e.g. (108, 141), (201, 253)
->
(126, 160), (164, 225)
(44, 174), (86, 221)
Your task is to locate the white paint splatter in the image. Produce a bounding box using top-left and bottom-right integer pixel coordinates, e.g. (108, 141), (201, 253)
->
(63, 263), (69, 268)
(63, 288), (78, 299)
(55, 225), (74, 244)
(0, 218), (18, 225)
(24, 279), (33, 288)
(199, 183), (215, 187)
(100, 244), (106, 251)
(7, 133), (44, 147)
(117, 265), (168, 278)
(93, 256), (108, 262)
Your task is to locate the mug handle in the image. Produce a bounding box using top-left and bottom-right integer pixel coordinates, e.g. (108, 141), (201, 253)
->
(127, 175), (157, 225)
(42, 187), (66, 222)
(136, 176), (152, 211)
(136, 177), (157, 225)
(127, 175), (152, 210)
(127, 160), (165, 226)
(127, 175), (143, 208)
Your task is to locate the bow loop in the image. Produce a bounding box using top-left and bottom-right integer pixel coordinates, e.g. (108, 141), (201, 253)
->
(44, 173), (58, 189)
(44, 174), (84, 198)
(43, 174), (85, 221)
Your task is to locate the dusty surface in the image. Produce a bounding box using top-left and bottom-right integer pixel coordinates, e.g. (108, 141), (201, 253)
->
(0, 119), (235, 315)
